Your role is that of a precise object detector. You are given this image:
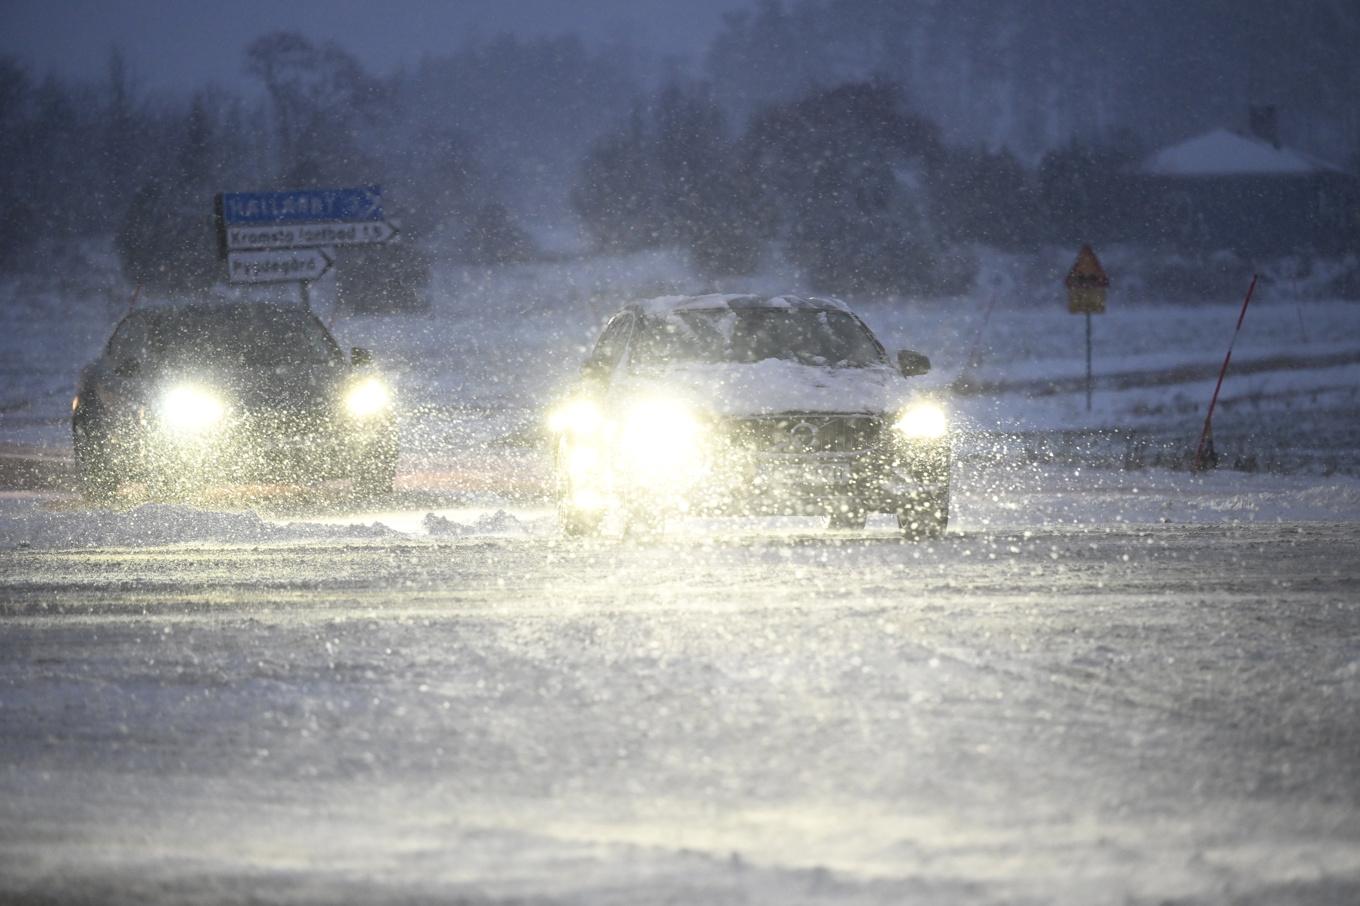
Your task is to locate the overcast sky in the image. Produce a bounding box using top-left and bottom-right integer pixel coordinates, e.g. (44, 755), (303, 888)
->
(1, 0), (750, 93)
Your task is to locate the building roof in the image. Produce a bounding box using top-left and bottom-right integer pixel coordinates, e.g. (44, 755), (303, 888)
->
(1142, 128), (1346, 177)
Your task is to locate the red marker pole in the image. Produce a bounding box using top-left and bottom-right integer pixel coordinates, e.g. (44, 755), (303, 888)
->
(965, 292), (998, 371)
(1193, 273), (1258, 471)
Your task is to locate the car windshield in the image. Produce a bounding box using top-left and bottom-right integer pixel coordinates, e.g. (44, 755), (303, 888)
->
(632, 308), (885, 368)
(136, 307), (340, 367)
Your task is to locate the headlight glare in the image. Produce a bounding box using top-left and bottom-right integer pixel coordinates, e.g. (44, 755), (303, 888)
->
(618, 396), (706, 473)
(548, 398), (603, 436)
(159, 384), (226, 434)
(894, 402), (947, 439)
(345, 377), (391, 418)
(565, 443), (600, 479)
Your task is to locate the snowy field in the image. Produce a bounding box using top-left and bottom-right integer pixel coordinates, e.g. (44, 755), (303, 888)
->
(1, 246), (1359, 903)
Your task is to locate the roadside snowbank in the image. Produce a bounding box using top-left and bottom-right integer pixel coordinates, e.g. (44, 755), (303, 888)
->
(3, 465), (1358, 552)
(957, 464), (1360, 529)
(0, 498), (394, 551)
(422, 509), (531, 536)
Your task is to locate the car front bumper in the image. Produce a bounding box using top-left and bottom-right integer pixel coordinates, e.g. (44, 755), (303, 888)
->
(564, 430), (950, 517)
(679, 440), (951, 515)
(111, 415), (396, 485)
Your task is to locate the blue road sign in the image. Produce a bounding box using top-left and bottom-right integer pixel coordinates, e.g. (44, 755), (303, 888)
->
(219, 186), (383, 225)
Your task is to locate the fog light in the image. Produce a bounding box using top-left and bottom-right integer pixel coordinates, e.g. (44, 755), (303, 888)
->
(566, 443), (601, 479)
(571, 488), (606, 511)
(548, 398), (603, 436)
(894, 402), (947, 439)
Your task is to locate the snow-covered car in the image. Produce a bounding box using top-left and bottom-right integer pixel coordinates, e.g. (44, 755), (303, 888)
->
(548, 293), (950, 537)
(72, 301), (397, 500)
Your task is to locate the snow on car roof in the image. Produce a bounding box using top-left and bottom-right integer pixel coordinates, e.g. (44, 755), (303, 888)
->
(631, 293), (853, 317)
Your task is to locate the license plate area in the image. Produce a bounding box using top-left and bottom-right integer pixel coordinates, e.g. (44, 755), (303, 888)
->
(751, 457), (854, 489)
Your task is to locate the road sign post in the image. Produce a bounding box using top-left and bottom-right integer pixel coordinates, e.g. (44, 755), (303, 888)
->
(1065, 245), (1109, 412)
(214, 186), (395, 302)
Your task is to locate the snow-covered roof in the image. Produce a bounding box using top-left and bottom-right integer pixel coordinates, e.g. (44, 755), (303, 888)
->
(1142, 128), (1345, 177)
(632, 293), (852, 317)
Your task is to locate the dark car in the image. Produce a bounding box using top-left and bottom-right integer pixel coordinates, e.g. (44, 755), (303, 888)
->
(547, 294), (950, 538)
(72, 301), (397, 500)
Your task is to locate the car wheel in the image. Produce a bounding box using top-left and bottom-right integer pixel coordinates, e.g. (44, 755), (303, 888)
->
(554, 443), (598, 536)
(827, 503), (868, 530)
(73, 428), (120, 502)
(898, 489), (949, 540)
(621, 504), (664, 538)
(560, 505), (604, 537)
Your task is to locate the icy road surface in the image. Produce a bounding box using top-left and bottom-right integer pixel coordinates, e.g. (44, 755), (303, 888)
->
(2, 481), (1359, 904)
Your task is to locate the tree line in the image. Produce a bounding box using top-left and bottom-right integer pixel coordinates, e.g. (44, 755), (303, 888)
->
(0, 37), (1153, 299)
(0, 32), (637, 301)
(572, 78), (1162, 293)
(3, 0), (1357, 299)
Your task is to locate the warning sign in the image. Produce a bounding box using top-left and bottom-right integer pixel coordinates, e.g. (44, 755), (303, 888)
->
(1065, 244), (1109, 314)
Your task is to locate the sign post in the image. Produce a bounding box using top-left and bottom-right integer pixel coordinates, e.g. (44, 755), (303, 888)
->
(214, 186), (397, 304)
(1065, 244), (1109, 412)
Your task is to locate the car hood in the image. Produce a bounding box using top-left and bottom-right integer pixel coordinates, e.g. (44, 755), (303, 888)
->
(617, 360), (912, 417)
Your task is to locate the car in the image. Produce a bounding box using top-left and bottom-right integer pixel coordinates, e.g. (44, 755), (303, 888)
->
(72, 300), (397, 500)
(547, 293), (951, 538)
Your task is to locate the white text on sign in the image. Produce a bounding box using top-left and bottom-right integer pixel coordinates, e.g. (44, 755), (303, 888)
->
(226, 221), (397, 251)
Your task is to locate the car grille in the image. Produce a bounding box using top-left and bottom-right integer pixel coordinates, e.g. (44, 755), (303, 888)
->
(238, 407), (333, 440)
(727, 414), (884, 455)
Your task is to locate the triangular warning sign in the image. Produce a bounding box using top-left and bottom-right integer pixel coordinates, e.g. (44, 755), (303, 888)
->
(1065, 244), (1109, 289)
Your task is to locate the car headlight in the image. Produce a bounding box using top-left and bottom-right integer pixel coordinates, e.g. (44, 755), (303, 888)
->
(547, 397), (603, 436)
(617, 396), (706, 471)
(344, 377), (391, 418)
(158, 384), (226, 434)
(893, 401), (947, 440)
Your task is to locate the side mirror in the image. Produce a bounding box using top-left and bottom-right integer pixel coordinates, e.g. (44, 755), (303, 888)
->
(351, 347), (373, 367)
(114, 357), (140, 378)
(897, 350), (931, 377)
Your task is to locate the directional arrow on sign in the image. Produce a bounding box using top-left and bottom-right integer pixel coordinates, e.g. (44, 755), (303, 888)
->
(227, 247), (334, 284)
(225, 220), (399, 251)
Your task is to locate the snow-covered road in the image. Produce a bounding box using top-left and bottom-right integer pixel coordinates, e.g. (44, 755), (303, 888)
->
(3, 485), (1358, 904)
(3, 249), (1359, 902)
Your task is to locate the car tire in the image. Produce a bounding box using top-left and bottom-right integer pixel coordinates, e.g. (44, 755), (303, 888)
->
(898, 489), (949, 540)
(621, 504), (664, 538)
(560, 506), (604, 537)
(828, 504), (868, 530)
(73, 428), (120, 502)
